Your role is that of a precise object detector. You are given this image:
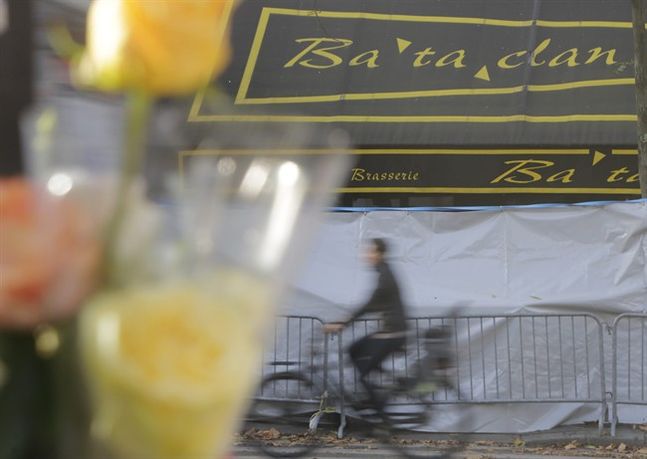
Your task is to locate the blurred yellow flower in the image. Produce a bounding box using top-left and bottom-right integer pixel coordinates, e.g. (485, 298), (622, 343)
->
(80, 270), (272, 459)
(77, 0), (235, 95)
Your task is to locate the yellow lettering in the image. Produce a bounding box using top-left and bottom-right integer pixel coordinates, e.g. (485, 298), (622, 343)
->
(491, 160), (554, 184)
(350, 169), (420, 181)
(607, 167), (630, 183)
(627, 173), (640, 183)
(585, 47), (618, 65)
(548, 49), (580, 67)
(349, 50), (380, 68)
(284, 38), (353, 69)
(436, 50), (467, 68)
(530, 38), (551, 66)
(351, 168), (365, 181)
(547, 169), (575, 183)
(497, 50), (528, 69)
(413, 48), (436, 67)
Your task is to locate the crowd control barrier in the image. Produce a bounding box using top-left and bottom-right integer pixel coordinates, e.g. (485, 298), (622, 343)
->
(255, 312), (647, 436)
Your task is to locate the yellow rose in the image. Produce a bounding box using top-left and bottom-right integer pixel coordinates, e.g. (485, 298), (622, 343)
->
(80, 271), (273, 459)
(77, 0), (235, 95)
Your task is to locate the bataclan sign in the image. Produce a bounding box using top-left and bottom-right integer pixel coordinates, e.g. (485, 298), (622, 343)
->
(186, 0), (642, 202)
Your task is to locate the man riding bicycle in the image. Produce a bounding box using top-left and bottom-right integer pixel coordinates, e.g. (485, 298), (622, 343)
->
(324, 238), (408, 411)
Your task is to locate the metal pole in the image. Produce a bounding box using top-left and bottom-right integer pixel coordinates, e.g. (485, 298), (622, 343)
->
(337, 332), (346, 438)
(631, 0), (647, 196)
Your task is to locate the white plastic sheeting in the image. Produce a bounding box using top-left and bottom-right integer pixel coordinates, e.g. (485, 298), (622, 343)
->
(278, 200), (647, 432)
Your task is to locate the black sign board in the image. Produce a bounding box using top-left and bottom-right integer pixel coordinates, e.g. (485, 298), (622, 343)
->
(346, 148), (639, 196)
(187, 1), (642, 202)
(179, 147), (640, 199)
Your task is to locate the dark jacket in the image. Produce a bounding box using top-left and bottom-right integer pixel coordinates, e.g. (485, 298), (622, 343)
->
(347, 260), (407, 333)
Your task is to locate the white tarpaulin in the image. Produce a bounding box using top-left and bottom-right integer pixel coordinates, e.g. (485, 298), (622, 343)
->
(278, 200), (647, 432)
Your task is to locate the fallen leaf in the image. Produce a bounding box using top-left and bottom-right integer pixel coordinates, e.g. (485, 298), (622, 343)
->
(257, 428), (281, 440)
(564, 440), (579, 450)
(618, 443), (627, 452)
(512, 437), (526, 447)
(475, 440), (497, 446)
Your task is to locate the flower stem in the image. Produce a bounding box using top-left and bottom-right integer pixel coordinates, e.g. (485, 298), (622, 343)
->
(100, 91), (152, 288)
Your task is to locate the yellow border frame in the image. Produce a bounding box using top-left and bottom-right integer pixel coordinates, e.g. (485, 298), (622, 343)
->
(178, 148), (640, 195)
(188, 8), (638, 123)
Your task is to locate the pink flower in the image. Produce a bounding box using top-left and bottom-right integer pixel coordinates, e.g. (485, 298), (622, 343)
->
(0, 178), (101, 329)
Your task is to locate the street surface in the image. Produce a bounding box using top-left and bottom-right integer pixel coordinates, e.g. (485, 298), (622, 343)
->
(234, 444), (644, 458)
(235, 424), (647, 458)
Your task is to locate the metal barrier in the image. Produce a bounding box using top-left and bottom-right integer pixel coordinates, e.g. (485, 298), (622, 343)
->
(338, 314), (607, 432)
(257, 315), (328, 403)
(254, 313), (608, 434)
(610, 313), (647, 436)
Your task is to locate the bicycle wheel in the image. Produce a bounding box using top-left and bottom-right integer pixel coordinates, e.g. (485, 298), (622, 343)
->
(380, 379), (469, 459)
(246, 372), (326, 458)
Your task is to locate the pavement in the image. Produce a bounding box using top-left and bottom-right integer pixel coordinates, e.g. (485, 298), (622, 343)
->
(234, 423), (647, 458)
(233, 444), (647, 458)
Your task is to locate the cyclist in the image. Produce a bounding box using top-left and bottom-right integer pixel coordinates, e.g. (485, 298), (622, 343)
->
(324, 238), (408, 411)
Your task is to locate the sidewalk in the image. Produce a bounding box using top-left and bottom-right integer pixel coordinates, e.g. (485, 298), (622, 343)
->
(236, 423), (647, 458)
(234, 443), (647, 458)
(436, 423), (647, 448)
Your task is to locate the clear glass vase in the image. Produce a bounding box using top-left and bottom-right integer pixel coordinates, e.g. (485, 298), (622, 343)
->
(22, 99), (350, 459)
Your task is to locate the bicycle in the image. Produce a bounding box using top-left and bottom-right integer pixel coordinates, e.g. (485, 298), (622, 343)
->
(246, 320), (468, 458)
